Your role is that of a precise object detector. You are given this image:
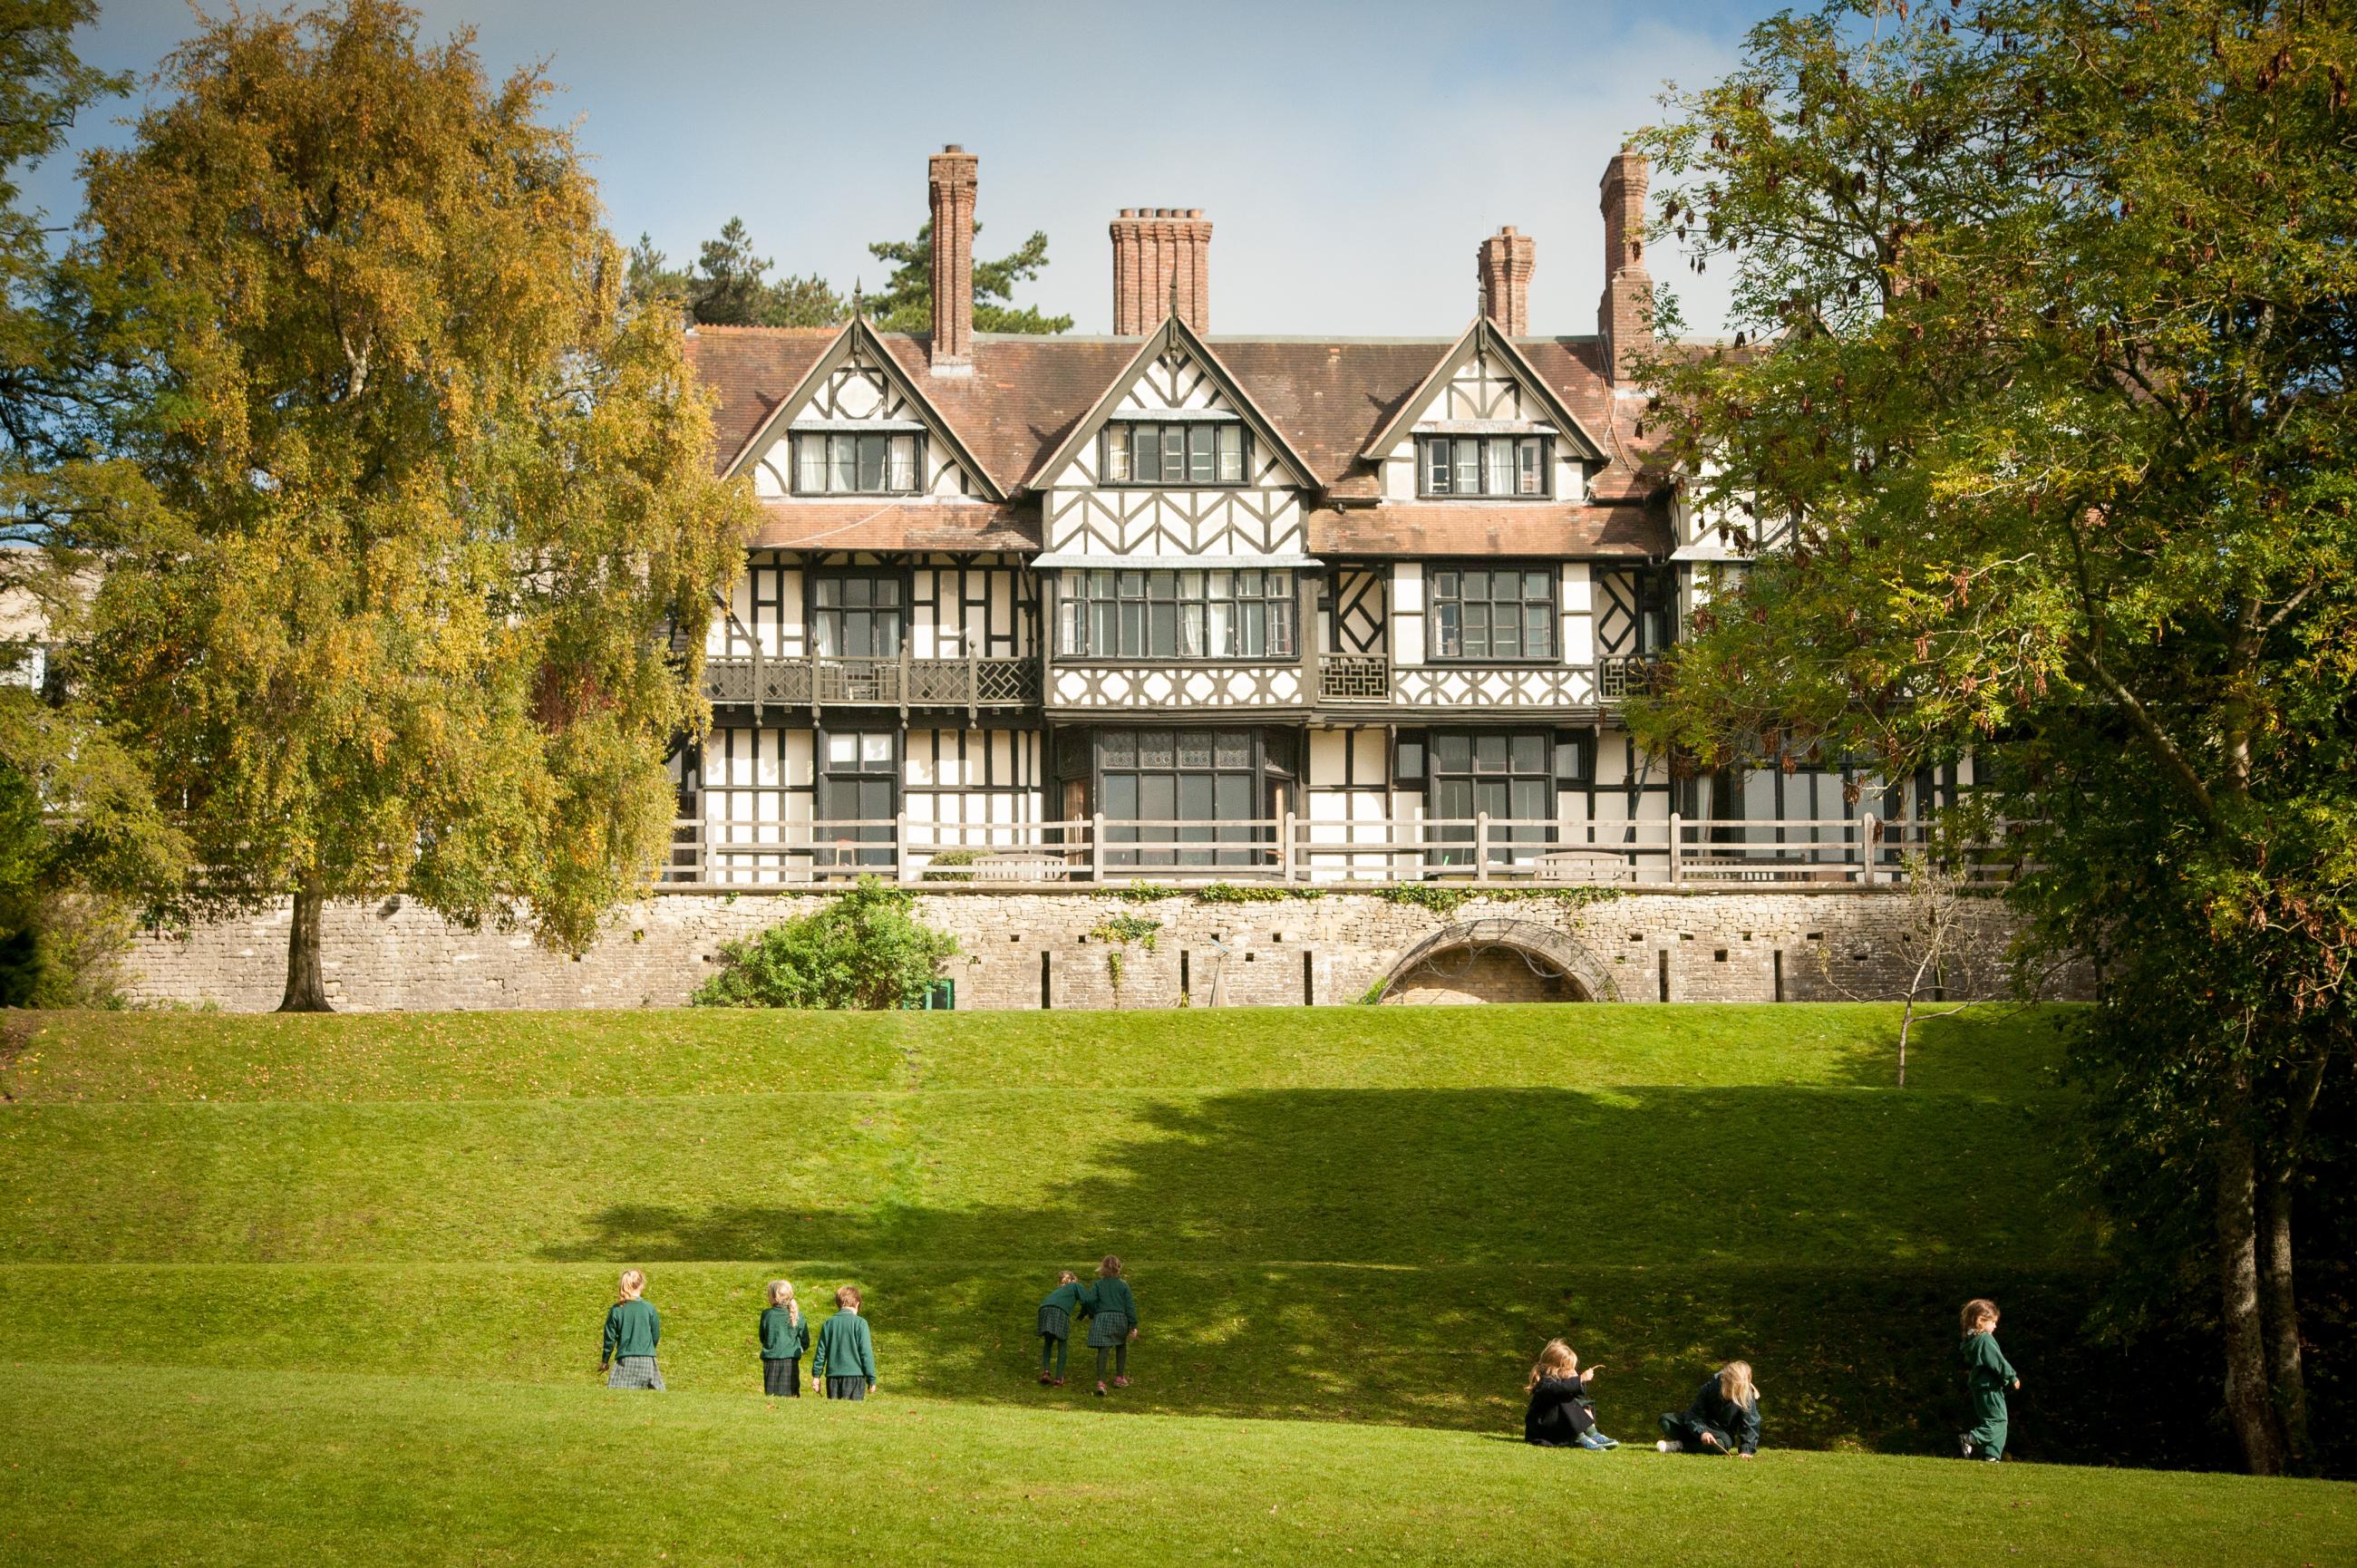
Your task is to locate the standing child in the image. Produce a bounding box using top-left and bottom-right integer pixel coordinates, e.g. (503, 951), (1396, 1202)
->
(1656, 1361), (1760, 1457)
(1036, 1270), (1088, 1386)
(1959, 1298), (2021, 1460)
(600, 1268), (664, 1390)
(810, 1284), (877, 1400)
(1523, 1339), (1618, 1449)
(1085, 1254), (1139, 1398)
(758, 1280), (810, 1398)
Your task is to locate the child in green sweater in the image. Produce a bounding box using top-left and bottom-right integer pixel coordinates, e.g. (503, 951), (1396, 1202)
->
(810, 1284), (877, 1400)
(1084, 1254), (1139, 1398)
(1959, 1298), (2022, 1460)
(600, 1268), (664, 1390)
(1036, 1270), (1087, 1386)
(758, 1279), (810, 1398)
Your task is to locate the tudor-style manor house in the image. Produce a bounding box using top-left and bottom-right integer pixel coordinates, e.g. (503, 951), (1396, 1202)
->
(673, 147), (1965, 887)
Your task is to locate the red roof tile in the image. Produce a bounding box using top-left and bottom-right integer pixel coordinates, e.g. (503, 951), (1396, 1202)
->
(1310, 502), (1665, 559)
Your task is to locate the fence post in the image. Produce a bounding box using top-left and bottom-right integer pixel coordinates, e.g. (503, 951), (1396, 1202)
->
(1668, 812), (1683, 886)
(1091, 812), (1105, 885)
(1475, 811), (1491, 885)
(1861, 811), (1880, 886)
(895, 808), (910, 884)
(1280, 810), (1296, 885)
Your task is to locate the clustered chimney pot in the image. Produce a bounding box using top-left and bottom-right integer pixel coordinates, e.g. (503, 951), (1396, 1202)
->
(1477, 225), (1536, 337)
(927, 144), (978, 373)
(1110, 208), (1212, 335)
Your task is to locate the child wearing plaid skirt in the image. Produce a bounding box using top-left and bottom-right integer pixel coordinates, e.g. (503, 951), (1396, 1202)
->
(600, 1269), (664, 1389)
(1036, 1270), (1087, 1386)
(1085, 1254), (1139, 1398)
(758, 1279), (810, 1397)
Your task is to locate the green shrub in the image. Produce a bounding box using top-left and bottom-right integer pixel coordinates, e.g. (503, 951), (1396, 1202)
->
(920, 849), (979, 883)
(690, 878), (957, 1010)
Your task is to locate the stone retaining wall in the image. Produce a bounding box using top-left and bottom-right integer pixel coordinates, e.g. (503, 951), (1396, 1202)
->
(121, 886), (2042, 1011)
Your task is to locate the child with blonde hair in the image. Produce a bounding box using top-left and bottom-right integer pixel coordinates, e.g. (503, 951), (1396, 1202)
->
(1035, 1270), (1088, 1387)
(1084, 1254), (1139, 1398)
(1959, 1298), (2022, 1460)
(1657, 1360), (1760, 1457)
(758, 1279), (810, 1398)
(810, 1284), (877, 1400)
(1522, 1339), (1618, 1449)
(599, 1268), (664, 1390)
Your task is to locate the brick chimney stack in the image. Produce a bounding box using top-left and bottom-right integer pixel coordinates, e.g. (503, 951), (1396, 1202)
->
(1477, 226), (1535, 336)
(1598, 148), (1652, 382)
(927, 145), (977, 373)
(1110, 208), (1211, 335)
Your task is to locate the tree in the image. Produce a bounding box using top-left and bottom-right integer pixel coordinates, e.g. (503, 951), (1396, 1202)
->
(1627, 0), (2356, 1472)
(690, 878), (956, 1010)
(77, 0), (759, 1010)
(867, 219), (1072, 334)
(1813, 854), (2014, 1087)
(626, 220), (844, 328)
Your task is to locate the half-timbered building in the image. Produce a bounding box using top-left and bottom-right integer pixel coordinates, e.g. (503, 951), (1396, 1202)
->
(675, 146), (1967, 887)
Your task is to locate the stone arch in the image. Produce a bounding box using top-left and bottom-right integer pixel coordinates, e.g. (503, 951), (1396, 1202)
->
(1379, 917), (1619, 1005)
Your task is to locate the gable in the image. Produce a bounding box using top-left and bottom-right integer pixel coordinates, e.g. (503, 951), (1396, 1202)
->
(1033, 317), (1321, 494)
(1358, 321), (1609, 464)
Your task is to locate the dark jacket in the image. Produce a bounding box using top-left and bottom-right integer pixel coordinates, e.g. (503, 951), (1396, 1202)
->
(1523, 1374), (1598, 1447)
(1676, 1374), (1761, 1455)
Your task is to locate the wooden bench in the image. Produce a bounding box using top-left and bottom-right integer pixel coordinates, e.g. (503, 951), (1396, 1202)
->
(966, 853), (1070, 885)
(1531, 849), (1638, 885)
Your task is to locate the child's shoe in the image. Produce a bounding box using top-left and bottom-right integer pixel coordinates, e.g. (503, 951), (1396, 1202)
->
(1111, 1376), (1130, 1388)
(1038, 1372), (1052, 1384)
(1656, 1439), (1683, 1453)
(1050, 1377), (1065, 1387)
(1960, 1437), (1975, 1458)
(1591, 1432), (1620, 1449)
(1094, 1382), (1108, 1397)
(1576, 1431), (1613, 1450)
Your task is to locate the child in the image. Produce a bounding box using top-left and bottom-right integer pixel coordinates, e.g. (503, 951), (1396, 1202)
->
(600, 1268), (664, 1390)
(1085, 1253), (1139, 1398)
(1522, 1339), (1619, 1449)
(1036, 1270), (1088, 1386)
(1656, 1360), (1760, 1457)
(758, 1280), (810, 1398)
(1959, 1298), (2022, 1460)
(810, 1284), (877, 1400)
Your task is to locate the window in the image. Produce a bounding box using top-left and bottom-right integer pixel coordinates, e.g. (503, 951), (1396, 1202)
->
(817, 729), (898, 867)
(1091, 728), (1268, 867)
(1419, 435), (1547, 498)
(1429, 730), (1555, 866)
(793, 431), (922, 495)
(812, 572), (903, 658)
(1056, 568), (1295, 659)
(1430, 566), (1556, 661)
(1102, 421), (1247, 485)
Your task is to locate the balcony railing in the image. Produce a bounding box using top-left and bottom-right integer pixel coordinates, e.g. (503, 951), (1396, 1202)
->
(661, 812), (2032, 890)
(1315, 653), (1662, 707)
(703, 653), (1040, 713)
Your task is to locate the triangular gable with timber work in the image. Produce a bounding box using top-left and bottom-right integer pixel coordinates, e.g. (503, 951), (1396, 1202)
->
(1357, 318), (1608, 464)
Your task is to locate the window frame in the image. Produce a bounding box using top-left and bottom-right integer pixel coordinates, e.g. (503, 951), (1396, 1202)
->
(1054, 567), (1297, 663)
(790, 430), (927, 497)
(809, 568), (907, 660)
(1099, 419), (1250, 488)
(1416, 434), (1552, 498)
(1425, 563), (1560, 665)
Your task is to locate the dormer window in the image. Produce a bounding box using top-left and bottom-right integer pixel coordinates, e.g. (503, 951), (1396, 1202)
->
(1102, 419), (1247, 486)
(793, 431), (923, 496)
(1420, 435), (1548, 498)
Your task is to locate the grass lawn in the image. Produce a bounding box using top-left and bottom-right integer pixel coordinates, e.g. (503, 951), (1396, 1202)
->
(9, 1361), (2352, 1568)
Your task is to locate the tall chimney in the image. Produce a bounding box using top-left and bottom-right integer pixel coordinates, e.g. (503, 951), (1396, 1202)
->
(1110, 208), (1211, 335)
(1477, 226), (1535, 336)
(1598, 148), (1652, 382)
(927, 145), (976, 373)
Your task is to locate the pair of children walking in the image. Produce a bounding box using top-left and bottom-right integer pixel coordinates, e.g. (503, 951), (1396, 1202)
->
(596, 1271), (878, 1400)
(756, 1280), (877, 1399)
(1035, 1255), (1139, 1397)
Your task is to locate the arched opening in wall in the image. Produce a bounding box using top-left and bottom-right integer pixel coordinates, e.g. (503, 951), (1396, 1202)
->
(1377, 918), (1617, 1005)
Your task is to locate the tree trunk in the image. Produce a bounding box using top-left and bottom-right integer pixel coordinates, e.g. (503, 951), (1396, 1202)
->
(1897, 994), (1913, 1089)
(2216, 1117), (2287, 1474)
(278, 884), (335, 1012)
(2260, 1161), (2308, 1466)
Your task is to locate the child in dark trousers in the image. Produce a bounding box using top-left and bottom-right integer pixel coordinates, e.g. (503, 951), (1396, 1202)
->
(1523, 1340), (1619, 1449)
(1658, 1361), (1760, 1457)
(758, 1279), (809, 1397)
(1036, 1270), (1087, 1386)
(1084, 1253), (1138, 1398)
(810, 1284), (877, 1400)
(1959, 1298), (2022, 1460)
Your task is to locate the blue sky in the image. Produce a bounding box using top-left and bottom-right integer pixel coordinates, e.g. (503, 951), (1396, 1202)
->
(34, 1), (1780, 337)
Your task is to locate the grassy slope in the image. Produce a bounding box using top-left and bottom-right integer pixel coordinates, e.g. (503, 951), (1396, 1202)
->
(0, 1004), (2108, 1453)
(11, 1362), (2354, 1568)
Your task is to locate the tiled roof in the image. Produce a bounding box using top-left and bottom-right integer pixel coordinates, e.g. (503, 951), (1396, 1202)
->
(1310, 502), (1666, 559)
(747, 500), (1038, 554)
(689, 325), (1667, 512)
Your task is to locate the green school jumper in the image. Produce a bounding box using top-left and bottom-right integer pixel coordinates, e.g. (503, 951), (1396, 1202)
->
(1037, 1280), (1088, 1376)
(1962, 1331), (2019, 1457)
(811, 1310), (877, 1399)
(760, 1306), (810, 1396)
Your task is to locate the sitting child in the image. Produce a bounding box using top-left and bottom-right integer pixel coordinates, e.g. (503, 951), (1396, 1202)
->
(1522, 1339), (1618, 1449)
(1657, 1360), (1760, 1457)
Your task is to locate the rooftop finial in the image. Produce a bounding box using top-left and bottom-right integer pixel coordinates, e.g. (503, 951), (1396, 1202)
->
(852, 277), (864, 320)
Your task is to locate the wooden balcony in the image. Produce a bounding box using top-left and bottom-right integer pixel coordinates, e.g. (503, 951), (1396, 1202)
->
(1315, 653), (1661, 708)
(703, 653), (1040, 716)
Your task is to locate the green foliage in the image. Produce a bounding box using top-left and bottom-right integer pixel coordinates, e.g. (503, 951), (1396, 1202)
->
(919, 849), (979, 883)
(1375, 884), (1473, 917)
(1631, 0), (2357, 1471)
(75, 0), (760, 1000)
(691, 878), (956, 1010)
(867, 218), (1072, 335)
(625, 218), (845, 328)
(1088, 912), (1160, 1001)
